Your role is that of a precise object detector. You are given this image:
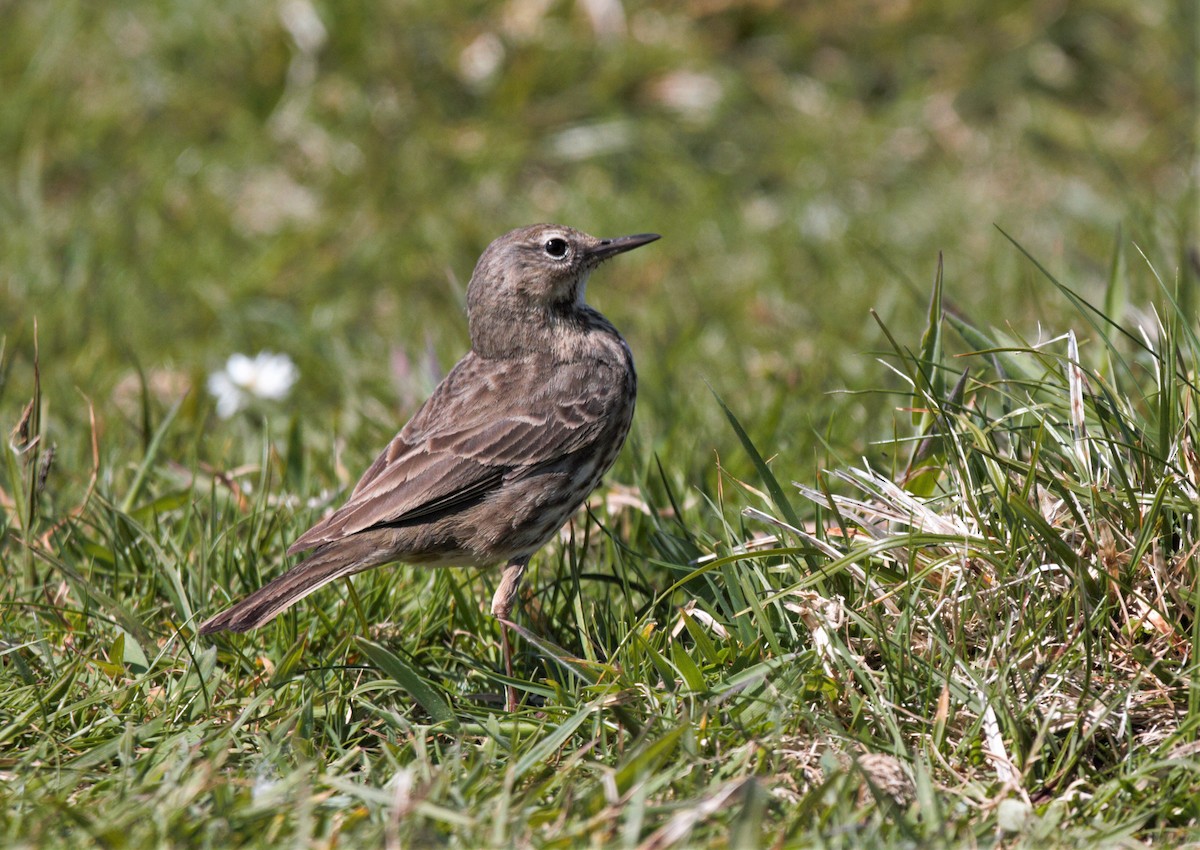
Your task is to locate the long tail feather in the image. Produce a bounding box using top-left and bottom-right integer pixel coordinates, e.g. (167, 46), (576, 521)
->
(198, 543), (374, 634)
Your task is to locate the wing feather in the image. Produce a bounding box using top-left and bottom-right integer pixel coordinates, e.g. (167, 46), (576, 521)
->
(288, 351), (625, 554)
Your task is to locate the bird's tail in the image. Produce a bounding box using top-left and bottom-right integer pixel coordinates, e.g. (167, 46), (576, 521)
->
(198, 542), (375, 635)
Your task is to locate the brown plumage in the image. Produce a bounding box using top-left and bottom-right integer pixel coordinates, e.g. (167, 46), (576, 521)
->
(198, 225), (658, 704)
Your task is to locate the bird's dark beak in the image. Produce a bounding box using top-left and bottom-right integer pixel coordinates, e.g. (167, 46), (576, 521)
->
(587, 233), (661, 262)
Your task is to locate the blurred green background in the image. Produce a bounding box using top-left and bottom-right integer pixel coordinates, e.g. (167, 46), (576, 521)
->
(1, 0), (1194, 489)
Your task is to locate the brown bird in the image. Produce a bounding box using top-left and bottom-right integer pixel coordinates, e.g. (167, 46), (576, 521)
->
(198, 224), (659, 710)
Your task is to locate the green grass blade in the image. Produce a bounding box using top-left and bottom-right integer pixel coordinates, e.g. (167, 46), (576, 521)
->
(355, 637), (458, 728)
(119, 394), (185, 514)
(510, 702), (596, 781)
(712, 388), (802, 530)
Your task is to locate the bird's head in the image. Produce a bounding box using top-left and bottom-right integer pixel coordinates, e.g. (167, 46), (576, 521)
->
(466, 224), (659, 356)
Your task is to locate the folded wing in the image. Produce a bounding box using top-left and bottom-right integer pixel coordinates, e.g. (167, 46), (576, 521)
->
(288, 352), (624, 554)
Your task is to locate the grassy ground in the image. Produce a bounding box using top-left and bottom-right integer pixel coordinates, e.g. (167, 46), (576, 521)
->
(2, 1), (1197, 847)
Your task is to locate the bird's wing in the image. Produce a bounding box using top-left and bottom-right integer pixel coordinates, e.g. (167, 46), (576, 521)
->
(287, 352), (627, 553)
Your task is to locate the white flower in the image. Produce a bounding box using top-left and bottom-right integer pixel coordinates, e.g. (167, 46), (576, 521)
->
(207, 352), (299, 419)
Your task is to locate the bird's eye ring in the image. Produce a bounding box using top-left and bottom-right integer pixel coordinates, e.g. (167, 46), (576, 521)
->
(544, 238), (569, 258)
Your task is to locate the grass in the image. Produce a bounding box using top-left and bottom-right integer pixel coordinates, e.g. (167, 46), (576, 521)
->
(10, 239), (1200, 849)
(2, 1), (1198, 847)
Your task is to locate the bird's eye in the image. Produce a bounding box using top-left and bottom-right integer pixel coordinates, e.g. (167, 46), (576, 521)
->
(544, 238), (569, 259)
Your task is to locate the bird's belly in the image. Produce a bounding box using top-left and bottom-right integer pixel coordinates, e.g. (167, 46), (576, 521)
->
(468, 428), (631, 562)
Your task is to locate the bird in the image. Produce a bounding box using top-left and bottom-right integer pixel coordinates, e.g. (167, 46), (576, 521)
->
(198, 223), (659, 711)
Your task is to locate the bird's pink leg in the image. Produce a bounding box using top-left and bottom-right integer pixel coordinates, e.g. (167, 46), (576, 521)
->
(491, 556), (529, 712)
